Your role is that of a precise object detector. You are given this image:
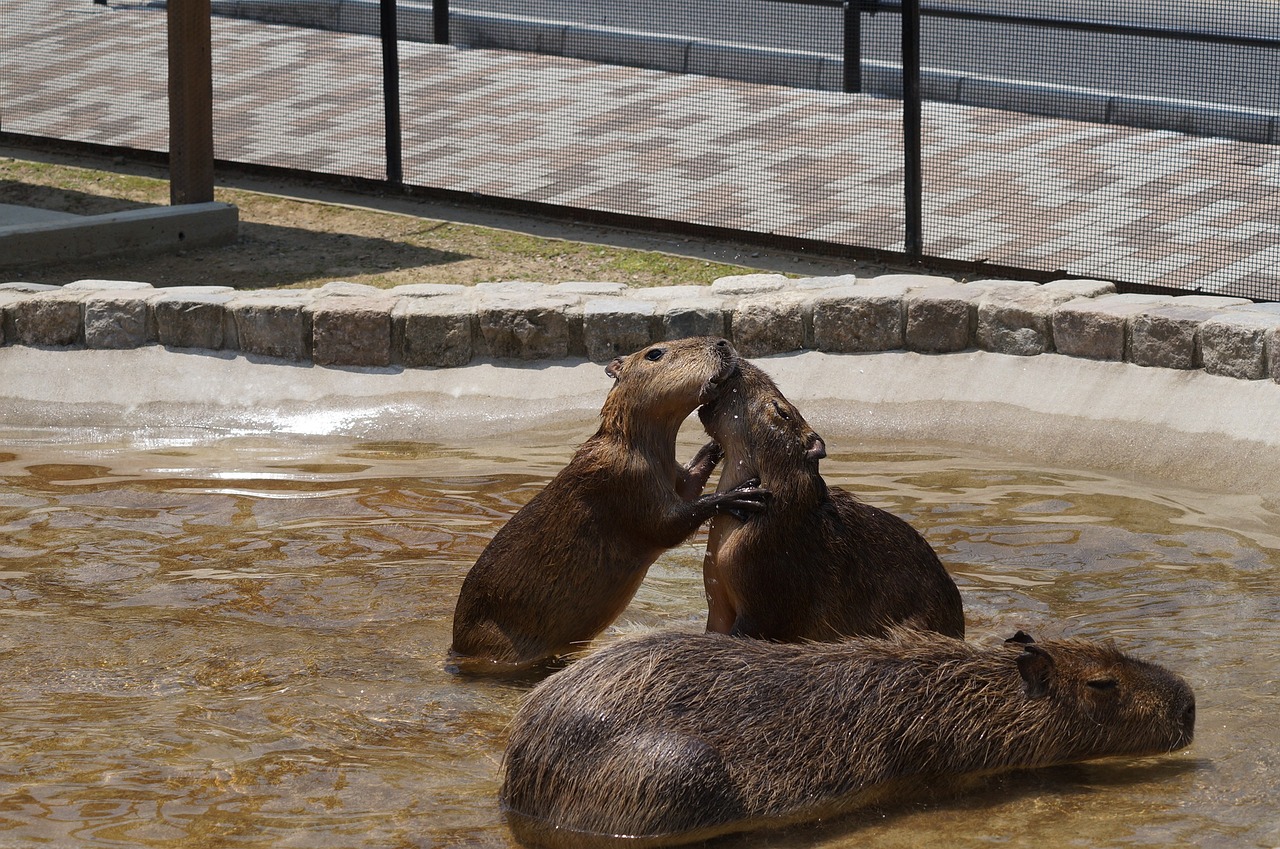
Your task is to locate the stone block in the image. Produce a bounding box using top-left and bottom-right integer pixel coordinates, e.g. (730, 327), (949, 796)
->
(1198, 311), (1280, 380)
(1051, 294), (1172, 361)
(554, 281), (629, 297)
(310, 295), (393, 367)
(904, 285), (980, 353)
(478, 294), (581, 360)
(65, 279), (154, 291)
(583, 298), (656, 362)
(1044, 278), (1117, 298)
(1271, 326), (1280, 384)
(8, 291), (83, 347)
(230, 291), (315, 361)
(83, 292), (156, 349)
(1173, 295), (1253, 308)
(863, 273), (958, 289)
(710, 273), (787, 296)
(661, 297), (727, 341)
(153, 288), (236, 351)
(812, 284), (907, 353)
(731, 292), (809, 357)
(906, 284), (983, 353)
(977, 286), (1082, 356)
(633, 285), (712, 302)
(0, 282), (60, 293)
(391, 283), (470, 299)
(317, 280), (388, 298)
(394, 296), (474, 368)
(1127, 303), (1226, 369)
(791, 274), (860, 290)
(475, 280), (546, 297)
(1228, 302), (1280, 316)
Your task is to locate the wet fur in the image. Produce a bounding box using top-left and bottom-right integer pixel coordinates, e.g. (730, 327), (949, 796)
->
(501, 629), (1195, 846)
(700, 359), (965, 640)
(449, 338), (767, 675)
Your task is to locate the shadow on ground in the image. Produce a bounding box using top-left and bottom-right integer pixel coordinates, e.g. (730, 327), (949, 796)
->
(0, 183), (473, 288)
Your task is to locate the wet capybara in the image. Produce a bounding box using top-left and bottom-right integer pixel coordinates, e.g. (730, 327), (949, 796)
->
(448, 337), (769, 675)
(698, 359), (965, 640)
(501, 628), (1195, 847)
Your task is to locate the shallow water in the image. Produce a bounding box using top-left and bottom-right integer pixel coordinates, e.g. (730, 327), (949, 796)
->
(0, 425), (1277, 849)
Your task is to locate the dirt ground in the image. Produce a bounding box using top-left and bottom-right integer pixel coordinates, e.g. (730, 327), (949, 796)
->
(0, 148), (908, 290)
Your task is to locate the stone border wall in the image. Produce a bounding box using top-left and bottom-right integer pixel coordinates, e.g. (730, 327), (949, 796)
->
(2, 274), (1279, 383)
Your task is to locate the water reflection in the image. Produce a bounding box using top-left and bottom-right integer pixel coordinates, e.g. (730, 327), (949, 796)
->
(0, 430), (1276, 847)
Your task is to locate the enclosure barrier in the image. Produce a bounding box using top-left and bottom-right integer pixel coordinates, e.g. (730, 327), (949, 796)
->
(2, 274), (1278, 381)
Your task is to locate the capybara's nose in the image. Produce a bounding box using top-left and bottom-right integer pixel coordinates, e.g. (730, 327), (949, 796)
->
(1181, 694), (1196, 732)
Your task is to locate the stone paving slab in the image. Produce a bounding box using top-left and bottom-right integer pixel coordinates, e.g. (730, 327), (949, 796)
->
(2, 274), (1277, 386)
(3, 0), (1279, 299)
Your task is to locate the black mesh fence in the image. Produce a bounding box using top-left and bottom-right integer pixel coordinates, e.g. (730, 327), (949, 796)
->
(2, 0), (1278, 299)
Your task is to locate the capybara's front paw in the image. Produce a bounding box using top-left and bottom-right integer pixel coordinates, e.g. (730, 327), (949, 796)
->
(717, 482), (771, 521)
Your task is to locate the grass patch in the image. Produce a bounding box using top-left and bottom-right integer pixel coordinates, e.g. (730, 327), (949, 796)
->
(1, 157), (766, 289)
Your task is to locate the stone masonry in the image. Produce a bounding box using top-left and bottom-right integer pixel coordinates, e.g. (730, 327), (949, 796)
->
(2, 275), (1278, 385)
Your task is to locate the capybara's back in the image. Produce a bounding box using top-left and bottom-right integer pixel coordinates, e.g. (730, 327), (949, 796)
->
(501, 629), (1194, 846)
(700, 359), (964, 640)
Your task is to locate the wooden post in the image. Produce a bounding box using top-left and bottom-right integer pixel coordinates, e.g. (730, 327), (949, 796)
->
(168, 0), (215, 205)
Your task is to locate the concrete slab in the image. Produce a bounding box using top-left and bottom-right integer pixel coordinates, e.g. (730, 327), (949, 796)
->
(0, 202), (239, 268)
(0, 203), (80, 227)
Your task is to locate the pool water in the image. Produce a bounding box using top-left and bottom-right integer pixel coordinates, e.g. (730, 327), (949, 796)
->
(0, 425), (1277, 848)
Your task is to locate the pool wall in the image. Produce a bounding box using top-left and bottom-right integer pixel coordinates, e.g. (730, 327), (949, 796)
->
(2, 273), (1278, 380)
(3, 272), (1279, 495)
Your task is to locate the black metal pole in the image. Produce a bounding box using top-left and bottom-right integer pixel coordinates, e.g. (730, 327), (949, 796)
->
(900, 0), (922, 258)
(380, 0), (403, 185)
(434, 0), (450, 45)
(842, 0), (861, 93)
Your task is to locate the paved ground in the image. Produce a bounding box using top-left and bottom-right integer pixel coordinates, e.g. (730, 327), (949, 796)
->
(2, 0), (1279, 299)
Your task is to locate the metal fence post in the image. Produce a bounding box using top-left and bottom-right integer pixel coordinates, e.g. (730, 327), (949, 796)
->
(843, 0), (861, 93)
(434, 0), (450, 45)
(380, 0), (403, 185)
(900, 0), (922, 258)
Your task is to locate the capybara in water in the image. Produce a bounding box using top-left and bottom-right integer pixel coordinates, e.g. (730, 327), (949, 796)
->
(698, 359), (964, 640)
(449, 337), (769, 675)
(501, 628), (1195, 847)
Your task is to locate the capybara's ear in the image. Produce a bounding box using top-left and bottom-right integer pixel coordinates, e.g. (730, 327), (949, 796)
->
(1015, 644), (1054, 699)
(605, 357), (625, 379)
(1005, 630), (1036, 645)
(806, 433), (827, 462)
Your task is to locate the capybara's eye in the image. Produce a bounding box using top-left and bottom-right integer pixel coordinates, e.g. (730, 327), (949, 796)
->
(1087, 678), (1119, 692)
(644, 348), (665, 361)
(772, 401), (791, 420)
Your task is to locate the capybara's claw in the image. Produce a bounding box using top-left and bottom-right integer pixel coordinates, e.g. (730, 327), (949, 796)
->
(718, 486), (770, 517)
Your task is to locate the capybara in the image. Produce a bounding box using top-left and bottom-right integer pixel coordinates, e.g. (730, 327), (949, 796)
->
(449, 337), (769, 675)
(698, 359), (964, 639)
(501, 628), (1195, 847)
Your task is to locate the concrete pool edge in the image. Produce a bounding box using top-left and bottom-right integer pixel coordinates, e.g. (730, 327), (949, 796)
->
(3, 345), (1278, 496)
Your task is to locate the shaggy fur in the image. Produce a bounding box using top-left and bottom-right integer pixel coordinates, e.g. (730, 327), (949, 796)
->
(502, 629), (1195, 846)
(700, 359), (964, 639)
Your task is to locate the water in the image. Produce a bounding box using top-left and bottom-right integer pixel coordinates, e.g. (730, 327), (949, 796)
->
(1, 426), (1277, 848)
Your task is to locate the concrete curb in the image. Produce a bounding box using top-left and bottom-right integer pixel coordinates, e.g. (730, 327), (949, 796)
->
(0, 202), (240, 269)
(2, 273), (1277, 384)
(209, 0), (1280, 145)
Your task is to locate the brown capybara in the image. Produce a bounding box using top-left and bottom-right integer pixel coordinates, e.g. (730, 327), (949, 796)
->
(448, 337), (769, 675)
(501, 628), (1195, 847)
(698, 359), (964, 640)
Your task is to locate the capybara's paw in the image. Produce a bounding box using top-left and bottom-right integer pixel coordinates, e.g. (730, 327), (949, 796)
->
(718, 484), (771, 521)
